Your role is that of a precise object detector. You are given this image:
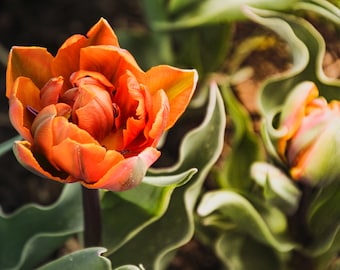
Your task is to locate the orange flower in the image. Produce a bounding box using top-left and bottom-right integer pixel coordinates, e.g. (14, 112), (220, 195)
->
(6, 18), (198, 191)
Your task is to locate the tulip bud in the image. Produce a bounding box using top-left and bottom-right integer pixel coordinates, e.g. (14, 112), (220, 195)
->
(276, 81), (340, 186)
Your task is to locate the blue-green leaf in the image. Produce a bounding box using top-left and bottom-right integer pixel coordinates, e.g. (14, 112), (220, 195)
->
(216, 84), (264, 190)
(197, 190), (296, 252)
(37, 247), (111, 270)
(0, 183), (83, 270)
(215, 231), (281, 270)
(251, 162), (301, 214)
(0, 135), (21, 157)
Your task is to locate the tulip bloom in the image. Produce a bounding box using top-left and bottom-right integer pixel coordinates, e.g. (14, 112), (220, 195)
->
(277, 81), (340, 186)
(6, 18), (198, 191)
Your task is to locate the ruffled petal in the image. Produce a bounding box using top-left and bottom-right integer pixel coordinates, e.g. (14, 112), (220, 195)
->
(79, 46), (143, 84)
(73, 84), (114, 140)
(86, 18), (119, 46)
(8, 77), (41, 142)
(6, 46), (53, 96)
(142, 66), (198, 129)
(40, 76), (64, 107)
(13, 140), (69, 182)
(52, 34), (87, 90)
(51, 138), (124, 183)
(84, 147), (160, 191)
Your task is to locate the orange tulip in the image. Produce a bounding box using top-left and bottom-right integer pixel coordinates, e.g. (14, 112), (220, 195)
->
(6, 18), (198, 191)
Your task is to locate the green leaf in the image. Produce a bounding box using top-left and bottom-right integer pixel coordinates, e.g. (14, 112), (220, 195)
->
(251, 162), (302, 214)
(155, 0), (299, 30)
(215, 231), (281, 270)
(217, 84), (263, 190)
(106, 82), (226, 269)
(37, 247), (111, 270)
(172, 23), (233, 77)
(0, 135), (21, 157)
(306, 183), (340, 256)
(197, 190), (296, 252)
(101, 169), (197, 253)
(0, 183), (83, 270)
(294, 0), (340, 25)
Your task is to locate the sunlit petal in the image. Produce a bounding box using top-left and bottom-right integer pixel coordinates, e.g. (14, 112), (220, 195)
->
(143, 66), (198, 129)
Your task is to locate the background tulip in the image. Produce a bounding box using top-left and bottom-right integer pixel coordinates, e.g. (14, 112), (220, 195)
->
(6, 18), (198, 191)
(277, 81), (340, 186)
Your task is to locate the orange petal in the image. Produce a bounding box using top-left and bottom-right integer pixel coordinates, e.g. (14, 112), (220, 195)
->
(70, 70), (114, 89)
(13, 140), (69, 182)
(52, 34), (87, 90)
(79, 46), (143, 84)
(40, 76), (64, 107)
(145, 89), (169, 142)
(86, 18), (119, 47)
(84, 147), (160, 191)
(51, 138), (123, 183)
(74, 84), (114, 140)
(143, 66), (198, 129)
(6, 46), (53, 97)
(8, 77), (41, 142)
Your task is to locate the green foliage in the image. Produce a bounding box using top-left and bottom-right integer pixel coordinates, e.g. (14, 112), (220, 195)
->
(251, 162), (302, 214)
(0, 184), (83, 270)
(216, 84), (264, 190)
(0, 135), (21, 157)
(37, 247), (112, 270)
(156, 0), (299, 30)
(105, 83), (226, 269)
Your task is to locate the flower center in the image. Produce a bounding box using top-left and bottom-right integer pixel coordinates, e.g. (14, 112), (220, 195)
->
(60, 71), (117, 141)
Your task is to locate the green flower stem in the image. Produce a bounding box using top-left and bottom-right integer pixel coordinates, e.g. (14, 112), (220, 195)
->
(81, 186), (102, 247)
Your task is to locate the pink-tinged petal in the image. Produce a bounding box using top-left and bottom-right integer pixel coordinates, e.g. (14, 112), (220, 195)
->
(86, 18), (119, 47)
(286, 107), (333, 163)
(40, 76), (64, 107)
(8, 77), (41, 142)
(52, 34), (87, 90)
(79, 46), (143, 84)
(6, 46), (54, 97)
(142, 66), (198, 129)
(290, 118), (340, 185)
(277, 81), (319, 157)
(84, 147), (160, 191)
(51, 139), (124, 183)
(13, 140), (69, 182)
(279, 81), (319, 139)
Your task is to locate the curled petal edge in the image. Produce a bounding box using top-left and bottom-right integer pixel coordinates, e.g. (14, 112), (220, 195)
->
(83, 147), (160, 191)
(13, 140), (69, 183)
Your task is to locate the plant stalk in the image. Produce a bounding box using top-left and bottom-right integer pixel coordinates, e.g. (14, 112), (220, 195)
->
(81, 186), (102, 247)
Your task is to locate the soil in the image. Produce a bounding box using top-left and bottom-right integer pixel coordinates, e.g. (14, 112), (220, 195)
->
(0, 1), (339, 269)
